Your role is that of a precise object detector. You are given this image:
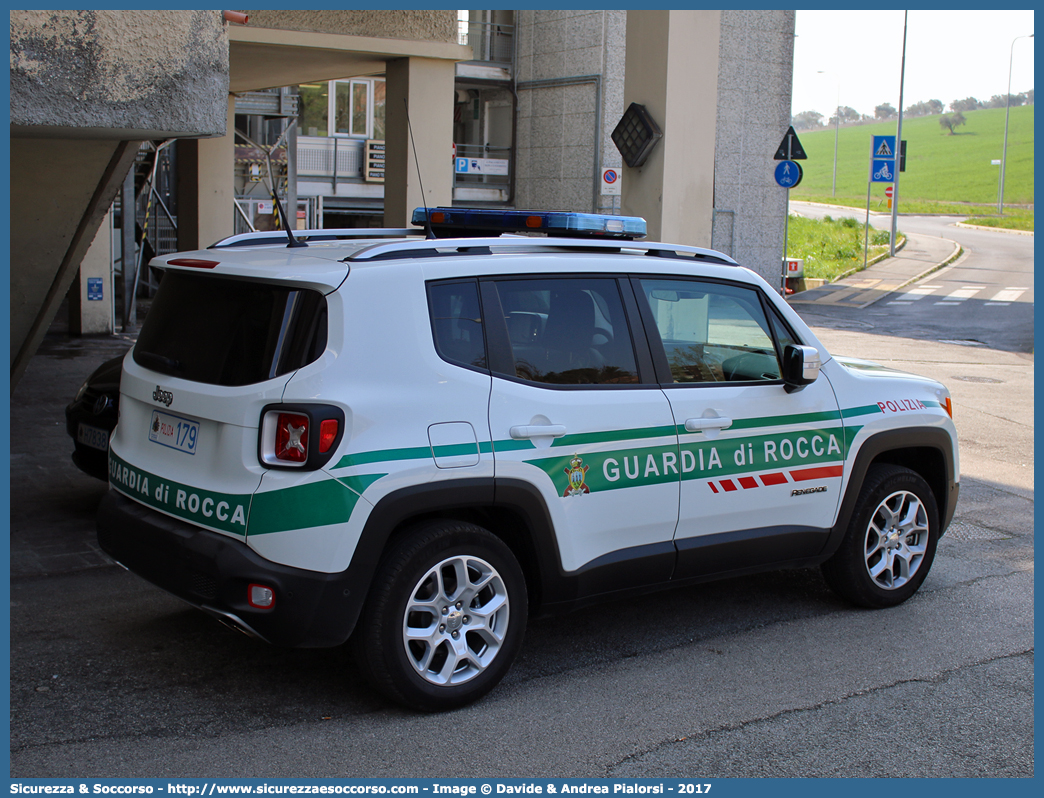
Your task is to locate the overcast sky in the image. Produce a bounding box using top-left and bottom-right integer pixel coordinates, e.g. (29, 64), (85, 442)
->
(791, 9), (1035, 118)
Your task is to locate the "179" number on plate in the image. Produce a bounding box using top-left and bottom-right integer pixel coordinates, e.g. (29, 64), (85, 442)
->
(149, 410), (199, 455)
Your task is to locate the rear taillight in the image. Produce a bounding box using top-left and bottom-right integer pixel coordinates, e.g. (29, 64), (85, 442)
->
(319, 419), (339, 453)
(259, 405), (345, 470)
(274, 413), (309, 463)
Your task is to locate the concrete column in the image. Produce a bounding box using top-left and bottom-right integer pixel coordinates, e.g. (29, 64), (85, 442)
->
(10, 138), (140, 387)
(383, 57), (456, 227)
(177, 95), (236, 250)
(69, 210), (114, 335)
(621, 10), (720, 247)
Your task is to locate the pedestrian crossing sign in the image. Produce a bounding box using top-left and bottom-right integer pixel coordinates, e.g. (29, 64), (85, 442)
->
(873, 135), (896, 159)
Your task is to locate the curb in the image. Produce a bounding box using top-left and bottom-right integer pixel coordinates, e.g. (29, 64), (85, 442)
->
(955, 222), (1034, 236)
(832, 234), (907, 282)
(790, 235), (905, 294)
(868, 238), (964, 300)
(788, 236), (962, 307)
(858, 239), (964, 308)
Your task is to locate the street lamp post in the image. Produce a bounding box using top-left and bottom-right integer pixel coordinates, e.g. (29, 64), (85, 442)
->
(998, 33), (1033, 214)
(818, 71), (840, 197)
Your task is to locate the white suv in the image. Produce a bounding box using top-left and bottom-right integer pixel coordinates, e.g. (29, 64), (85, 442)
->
(98, 209), (959, 711)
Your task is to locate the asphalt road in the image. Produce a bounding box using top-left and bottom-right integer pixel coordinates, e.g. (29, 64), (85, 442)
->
(9, 223), (1034, 779)
(791, 201), (1034, 353)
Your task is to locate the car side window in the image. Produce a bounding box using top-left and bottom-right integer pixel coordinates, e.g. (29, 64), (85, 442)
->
(492, 277), (639, 385)
(639, 278), (782, 383)
(427, 280), (487, 370)
(767, 305), (800, 351)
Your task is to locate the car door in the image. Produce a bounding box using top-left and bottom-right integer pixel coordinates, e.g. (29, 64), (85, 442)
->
(632, 276), (844, 579)
(483, 273), (681, 595)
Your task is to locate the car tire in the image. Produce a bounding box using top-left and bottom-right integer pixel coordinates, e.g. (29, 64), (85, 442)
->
(822, 464), (939, 609)
(353, 519), (528, 711)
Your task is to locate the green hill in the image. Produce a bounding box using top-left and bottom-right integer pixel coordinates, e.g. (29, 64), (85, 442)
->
(790, 105), (1034, 207)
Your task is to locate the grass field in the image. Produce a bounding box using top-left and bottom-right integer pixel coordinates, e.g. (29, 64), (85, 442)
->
(790, 105), (1034, 214)
(785, 105), (1032, 278)
(787, 214), (892, 282)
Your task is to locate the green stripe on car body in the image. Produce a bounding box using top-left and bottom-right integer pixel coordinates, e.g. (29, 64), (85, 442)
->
(109, 450), (253, 537)
(841, 404), (885, 418)
(248, 476), (383, 535)
(108, 451), (384, 538)
(724, 409), (843, 431)
(330, 408), (878, 473)
(549, 424), (677, 448)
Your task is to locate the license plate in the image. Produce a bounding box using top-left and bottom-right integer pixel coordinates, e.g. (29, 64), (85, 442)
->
(148, 410), (199, 455)
(77, 423), (109, 452)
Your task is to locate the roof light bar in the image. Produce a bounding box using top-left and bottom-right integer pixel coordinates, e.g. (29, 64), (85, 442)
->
(412, 208), (646, 240)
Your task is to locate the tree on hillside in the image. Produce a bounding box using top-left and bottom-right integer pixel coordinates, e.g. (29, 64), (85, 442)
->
(987, 93), (1027, 108)
(939, 111), (966, 135)
(906, 99), (944, 117)
(829, 106), (861, 125)
(1026, 89), (1034, 105)
(950, 97), (981, 113)
(875, 103), (897, 119)
(792, 110), (824, 130)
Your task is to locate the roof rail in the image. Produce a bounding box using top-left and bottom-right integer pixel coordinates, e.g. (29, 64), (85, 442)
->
(345, 236), (738, 265)
(210, 228), (422, 249)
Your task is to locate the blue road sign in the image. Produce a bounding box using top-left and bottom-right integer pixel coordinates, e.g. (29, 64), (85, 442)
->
(774, 160), (803, 188)
(870, 135), (896, 182)
(872, 135), (896, 159)
(87, 277), (103, 301)
(871, 159), (895, 182)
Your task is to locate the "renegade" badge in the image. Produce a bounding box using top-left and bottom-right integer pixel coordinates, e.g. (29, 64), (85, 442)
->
(791, 485), (827, 496)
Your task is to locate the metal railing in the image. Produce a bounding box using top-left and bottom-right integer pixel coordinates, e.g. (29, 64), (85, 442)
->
(297, 136), (366, 186)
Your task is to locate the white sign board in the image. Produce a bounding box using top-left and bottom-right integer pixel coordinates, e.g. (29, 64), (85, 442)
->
(257, 200), (273, 215)
(455, 157), (509, 176)
(601, 167), (622, 196)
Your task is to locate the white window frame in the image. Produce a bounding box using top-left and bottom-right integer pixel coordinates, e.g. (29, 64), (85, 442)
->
(328, 77), (385, 139)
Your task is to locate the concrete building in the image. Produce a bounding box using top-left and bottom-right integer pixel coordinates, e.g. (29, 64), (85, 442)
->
(8, 9), (796, 388)
(9, 9), (468, 388)
(511, 9), (795, 277)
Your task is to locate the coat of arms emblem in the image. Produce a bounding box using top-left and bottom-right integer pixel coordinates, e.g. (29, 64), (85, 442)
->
(563, 454), (590, 496)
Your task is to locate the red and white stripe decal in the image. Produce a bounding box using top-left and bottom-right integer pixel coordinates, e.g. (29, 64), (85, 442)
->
(706, 464), (843, 493)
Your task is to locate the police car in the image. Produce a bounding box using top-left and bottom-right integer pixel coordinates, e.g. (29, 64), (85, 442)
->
(97, 208), (959, 711)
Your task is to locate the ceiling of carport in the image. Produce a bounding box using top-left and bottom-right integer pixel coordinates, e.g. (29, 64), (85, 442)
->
(228, 26), (471, 92)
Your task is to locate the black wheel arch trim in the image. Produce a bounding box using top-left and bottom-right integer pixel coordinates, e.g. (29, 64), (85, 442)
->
(824, 426), (958, 559)
(354, 477), (675, 615)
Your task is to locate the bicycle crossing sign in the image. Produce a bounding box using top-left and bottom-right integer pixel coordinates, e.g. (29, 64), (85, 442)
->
(872, 159), (895, 182)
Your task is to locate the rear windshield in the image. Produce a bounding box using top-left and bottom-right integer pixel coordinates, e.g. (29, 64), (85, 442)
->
(134, 271), (327, 386)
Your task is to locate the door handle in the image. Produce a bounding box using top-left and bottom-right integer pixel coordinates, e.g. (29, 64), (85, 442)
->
(509, 424), (567, 440)
(684, 417), (733, 433)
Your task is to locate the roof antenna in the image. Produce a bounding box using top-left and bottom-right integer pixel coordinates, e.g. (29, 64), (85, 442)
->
(236, 127), (307, 248)
(404, 98), (435, 240)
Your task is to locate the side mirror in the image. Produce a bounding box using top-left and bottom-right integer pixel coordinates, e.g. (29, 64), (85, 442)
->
(782, 344), (821, 393)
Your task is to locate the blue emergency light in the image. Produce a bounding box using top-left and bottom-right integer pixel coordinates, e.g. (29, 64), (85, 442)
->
(412, 207), (646, 239)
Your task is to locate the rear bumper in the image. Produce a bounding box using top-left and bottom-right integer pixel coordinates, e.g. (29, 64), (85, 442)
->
(97, 491), (361, 647)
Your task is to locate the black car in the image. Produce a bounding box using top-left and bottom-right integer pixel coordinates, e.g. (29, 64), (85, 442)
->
(65, 355), (123, 481)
